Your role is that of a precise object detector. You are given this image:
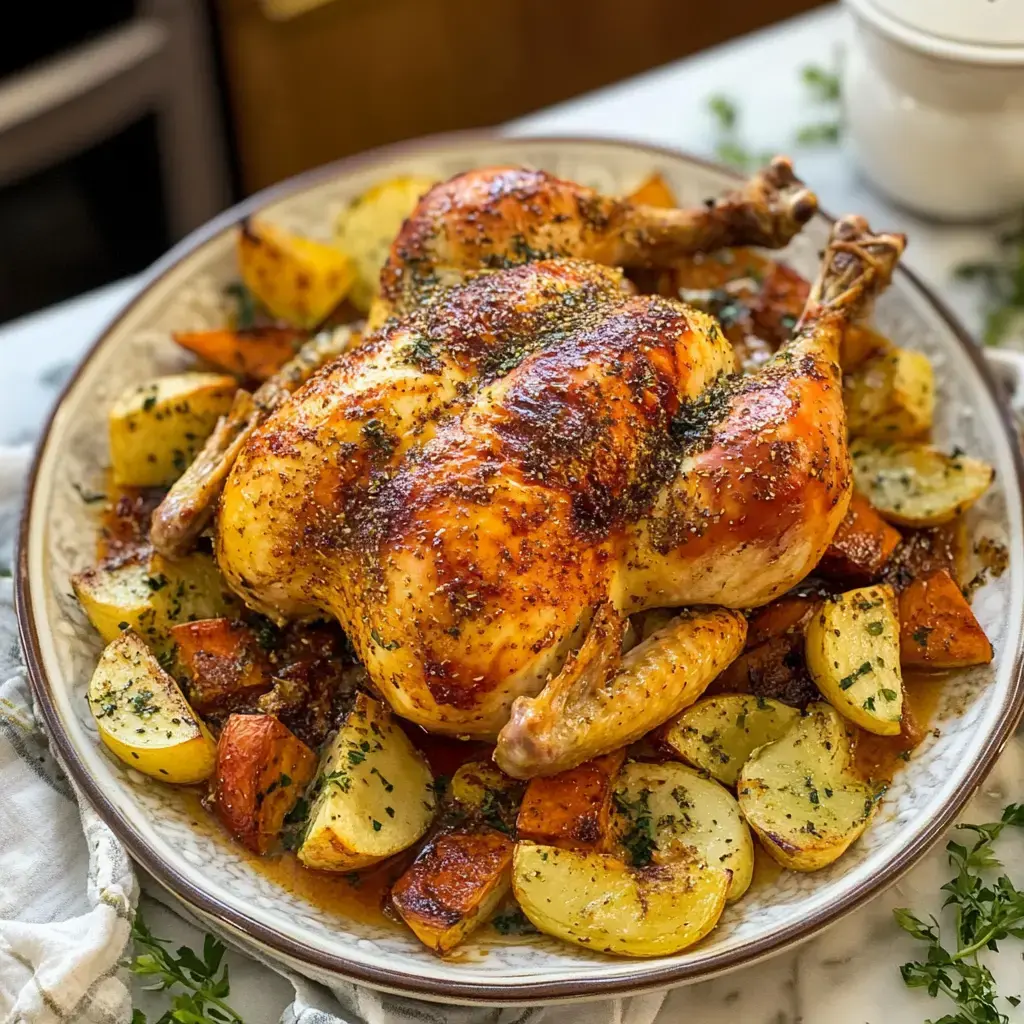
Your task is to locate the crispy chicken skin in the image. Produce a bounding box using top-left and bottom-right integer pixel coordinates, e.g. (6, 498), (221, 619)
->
(372, 157), (817, 326)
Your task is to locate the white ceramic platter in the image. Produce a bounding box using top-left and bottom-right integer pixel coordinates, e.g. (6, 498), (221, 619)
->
(17, 133), (1024, 1004)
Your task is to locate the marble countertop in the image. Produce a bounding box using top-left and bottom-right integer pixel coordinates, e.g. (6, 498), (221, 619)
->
(5, 5), (1022, 1021)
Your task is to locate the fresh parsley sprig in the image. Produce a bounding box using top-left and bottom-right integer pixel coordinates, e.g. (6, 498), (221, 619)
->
(955, 220), (1024, 347)
(894, 803), (1024, 1024)
(127, 909), (244, 1024)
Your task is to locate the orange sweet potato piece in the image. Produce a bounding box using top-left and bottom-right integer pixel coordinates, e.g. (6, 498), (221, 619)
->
(174, 326), (306, 381)
(390, 827), (514, 955)
(213, 713), (316, 853)
(626, 173), (678, 209)
(516, 750), (626, 851)
(818, 493), (902, 583)
(171, 618), (272, 714)
(708, 634), (818, 708)
(746, 596), (820, 648)
(898, 569), (993, 669)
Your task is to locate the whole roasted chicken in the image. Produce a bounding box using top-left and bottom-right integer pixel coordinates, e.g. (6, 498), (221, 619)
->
(161, 160), (905, 777)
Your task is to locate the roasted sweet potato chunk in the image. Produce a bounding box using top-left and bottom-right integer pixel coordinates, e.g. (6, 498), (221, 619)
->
(213, 713), (316, 853)
(516, 750), (625, 850)
(174, 327), (306, 381)
(171, 618), (271, 714)
(626, 173), (678, 209)
(391, 827), (514, 955)
(818, 493), (902, 583)
(708, 635), (818, 708)
(746, 596), (820, 648)
(899, 569), (993, 669)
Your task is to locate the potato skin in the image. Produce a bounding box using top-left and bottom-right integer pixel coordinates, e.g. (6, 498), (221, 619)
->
(213, 714), (316, 854)
(391, 827), (514, 955)
(516, 750), (625, 850)
(899, 569), (993, 669)
(818, 493), (902, 584)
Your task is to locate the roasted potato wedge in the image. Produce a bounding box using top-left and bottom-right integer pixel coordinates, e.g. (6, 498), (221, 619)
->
(73, 552), (239, 655)
(213, 713), (316, 853)
(335, 176), (437, 312)
(614, 761), (754, 901)
(512, 843), (729, 957)
(516, 751), (625, 851)
(899, 569), (993, 669)
(298, 693), (435, 871)
(173, 326), (305, 381)
(805, 585), (904, 735)
(851, 440), (994, 527)
(626, 173), (677, 209)
(239, 218), (355, 328)
(660, 694), (800, 787)
(738, 703), (883, 871)
(818, 493), (902, 584)
(844, 348), (935, 440)
(87, 631), (216, 783)
(109, 373), (237, 487)
(170, 618), (271, 713)
(391, 826), (514, 955)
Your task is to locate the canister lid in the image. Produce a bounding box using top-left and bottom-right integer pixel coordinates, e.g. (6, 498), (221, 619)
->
(862, 0), (1024, 48)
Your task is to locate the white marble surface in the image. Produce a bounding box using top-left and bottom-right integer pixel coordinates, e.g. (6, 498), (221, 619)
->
(5, 4), (1023, 1021)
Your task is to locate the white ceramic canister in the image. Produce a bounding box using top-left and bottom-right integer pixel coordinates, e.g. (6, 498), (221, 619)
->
(843, 0), (1024, 221)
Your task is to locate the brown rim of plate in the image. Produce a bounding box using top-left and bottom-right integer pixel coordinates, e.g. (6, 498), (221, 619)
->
(15, 130), (1024, 1004)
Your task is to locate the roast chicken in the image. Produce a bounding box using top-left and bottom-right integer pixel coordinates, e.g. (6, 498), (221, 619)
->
(176, 160), (906, 777)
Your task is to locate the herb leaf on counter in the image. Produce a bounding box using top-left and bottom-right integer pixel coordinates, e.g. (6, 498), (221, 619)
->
(127, 908), (244, 1024)
(894, 804), (1024, 1024)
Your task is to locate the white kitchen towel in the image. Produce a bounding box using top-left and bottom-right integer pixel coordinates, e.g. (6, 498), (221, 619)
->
(0, 436), (665, 1024)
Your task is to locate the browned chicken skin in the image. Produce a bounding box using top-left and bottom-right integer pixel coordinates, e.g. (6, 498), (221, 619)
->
(212, 161), (904, 775)
(372, 158), (817, 325)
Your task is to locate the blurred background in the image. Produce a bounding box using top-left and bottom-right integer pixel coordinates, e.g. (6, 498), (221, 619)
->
(0, 0), (824, 326)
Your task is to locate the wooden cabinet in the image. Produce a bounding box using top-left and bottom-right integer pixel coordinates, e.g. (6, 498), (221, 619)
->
(215, 0), (823, 193)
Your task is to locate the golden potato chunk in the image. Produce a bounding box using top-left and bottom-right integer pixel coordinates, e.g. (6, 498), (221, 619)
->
(391, 827), (514, 955)
(213, 714), (316, 854)
(738, 703), (883, 871)
(614, 761), (754, 901)
(87, 631), (216, 783)
(238, 218), (355, 328)
(449, 761), (523, 833)
(899, 569), (993, 669)
(298, 693), (435, 871)
(334, 176), (437, 312)
(660, 694), (800, 787)
(108, 372), (237, 487)
(805, 585), (903, 736)
(512, 843), (729, 958)
(73, 552), (239, 656)
(844, 347), (935, 440)
(851, 440), (994, 527)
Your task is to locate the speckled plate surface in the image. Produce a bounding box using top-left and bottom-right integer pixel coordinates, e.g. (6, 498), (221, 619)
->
(16, 133), (1024, 1005)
